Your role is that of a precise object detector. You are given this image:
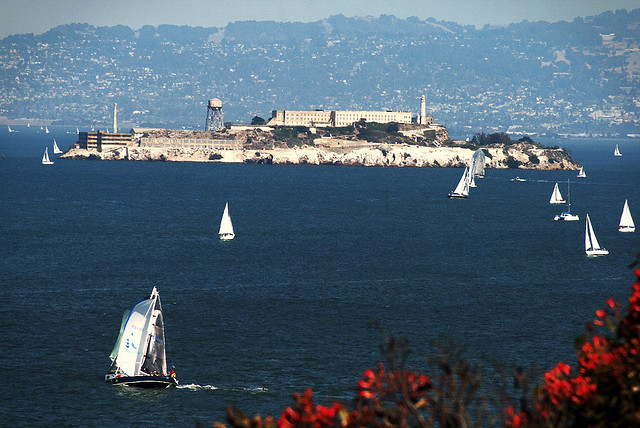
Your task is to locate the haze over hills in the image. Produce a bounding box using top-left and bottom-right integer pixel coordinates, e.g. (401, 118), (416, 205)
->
(1, 9), (639, 139)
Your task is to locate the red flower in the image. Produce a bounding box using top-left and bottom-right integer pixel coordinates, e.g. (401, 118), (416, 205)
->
(277, 389), (343, 428)
(505, 406), (526, 427)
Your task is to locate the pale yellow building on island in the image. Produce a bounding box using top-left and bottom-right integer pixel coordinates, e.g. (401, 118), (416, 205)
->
(267, 96), (433, 128)
(267, 109), (421, 127)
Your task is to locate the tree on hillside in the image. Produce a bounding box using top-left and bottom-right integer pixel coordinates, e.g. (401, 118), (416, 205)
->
(251, 116), (266, 125)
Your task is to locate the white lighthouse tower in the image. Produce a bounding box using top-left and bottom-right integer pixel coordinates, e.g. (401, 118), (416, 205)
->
(113, 103), (118, 133)
(419, 95), (427, 125)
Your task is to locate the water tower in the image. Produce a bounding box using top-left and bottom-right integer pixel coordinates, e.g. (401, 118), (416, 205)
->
(205, 98), (224, 131)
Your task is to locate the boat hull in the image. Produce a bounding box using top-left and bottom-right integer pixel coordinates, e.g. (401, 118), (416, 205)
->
(447, 193), (468, 199)
(586, 249), (609, 257)
(219, 233), (235, 240)
(619, 226), (635, 233)
(554, 213), (579, 221)
(106, 374), (178, 388)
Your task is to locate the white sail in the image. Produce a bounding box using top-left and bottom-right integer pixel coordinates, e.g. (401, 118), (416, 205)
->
(619, 199), (635, 232)
(45, 125), (50, 134)
(549, 182), (565, 204)
(110, 287), (169, 377)
(106, 287), (176, 386)
(7, 125), (14, 132)
(450, 167), (470, 197)
(585, 214), (608, 256)
(614, 144), (622, 156)
(53, 139), (62, 154)
(114, 298), (155, 376)
(577, 166), (586, 178)
(218, 202), (235, 240)
(42, 147), (54, 165)
(468, 169), (477, 188)
(471, 149), (485, 177)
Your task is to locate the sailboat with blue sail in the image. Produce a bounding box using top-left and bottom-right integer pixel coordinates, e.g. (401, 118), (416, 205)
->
(105, 287), (178, 387)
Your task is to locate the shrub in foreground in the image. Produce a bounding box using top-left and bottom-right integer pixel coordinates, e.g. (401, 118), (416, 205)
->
(212, 264), (640, 428)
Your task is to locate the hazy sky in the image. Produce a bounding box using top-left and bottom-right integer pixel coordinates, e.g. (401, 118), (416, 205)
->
(1, 0), (638, 39)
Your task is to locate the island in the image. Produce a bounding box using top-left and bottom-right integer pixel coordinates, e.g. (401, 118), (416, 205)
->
(60, 121), (579, 170)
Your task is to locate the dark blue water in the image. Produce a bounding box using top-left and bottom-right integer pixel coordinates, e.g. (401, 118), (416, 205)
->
(1, 126), (639, 425)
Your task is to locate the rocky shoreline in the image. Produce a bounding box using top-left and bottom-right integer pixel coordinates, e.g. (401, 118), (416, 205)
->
(61, 142), (579, 170)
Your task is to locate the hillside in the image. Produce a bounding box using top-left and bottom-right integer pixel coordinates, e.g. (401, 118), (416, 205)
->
(1, 9), (639, 138)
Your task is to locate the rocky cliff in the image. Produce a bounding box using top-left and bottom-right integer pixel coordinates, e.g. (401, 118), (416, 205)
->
(60, 142), (579, 170)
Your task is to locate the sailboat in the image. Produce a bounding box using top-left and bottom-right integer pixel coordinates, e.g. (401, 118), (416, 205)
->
(53, 139), (63, 154)
(41, 147), (54, 165)
(554, 179), (579, 221)
(448, 167), (470, 199)
(219, 202), (235, 240)
(585, 214), (608, 256)
(619, 199), (635, 232)
(105, 287), (178, 387)
(7, 125), (15, 132)
(549, 182), (566, 204)
(577, 166), (586, 178)
(614, 144), (622, 157)
(45, 125), (50, 134)
(469, 170), (477, 188)
(471, 149), (485, 178)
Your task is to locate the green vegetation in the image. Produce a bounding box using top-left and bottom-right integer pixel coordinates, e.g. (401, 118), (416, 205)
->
(209, 153), (223, 160)
(251, 116), (266, 125)
(471, 132), (545, 148)
(355, 121), (409, 144)
(278, 121), (413, 146)
(528, 154), (540, 164)
(422, 130), (437, 143)
(272, 126), (314, 146)
(317, 125), (355, 136)
(505, 156), (522, 169)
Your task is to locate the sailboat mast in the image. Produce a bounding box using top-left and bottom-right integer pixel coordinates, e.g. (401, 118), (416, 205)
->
(585, 215), (592, 250)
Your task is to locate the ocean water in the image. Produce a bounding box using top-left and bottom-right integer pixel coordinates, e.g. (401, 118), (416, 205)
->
(1, 127), (638, 425)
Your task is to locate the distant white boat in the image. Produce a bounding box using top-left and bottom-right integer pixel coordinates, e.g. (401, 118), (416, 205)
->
(53, 139), (63, 154)
(448, 167), (470, 199)
(549, 182), (566, 204)
(76, 127), (80, 134)
(577, 166), (586, 178)
(614, 144), (622, 157)
(619, 199), (635, 232)
(218, 202), (235, 240)
(42, 147), (54, 165)
(554, 179), (579, 221)
(7, 125), (15, 133)
(45, 125), (50, 134)
(470, 149), (485, 178)
(585, 214), (608, 256)
(511, 176), (526, 182)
